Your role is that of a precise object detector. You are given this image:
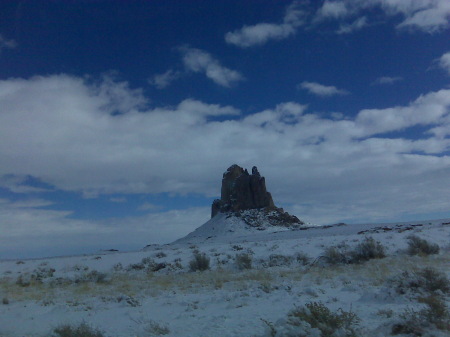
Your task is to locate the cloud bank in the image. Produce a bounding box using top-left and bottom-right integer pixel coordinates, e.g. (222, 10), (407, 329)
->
(1, 74), (449, 231)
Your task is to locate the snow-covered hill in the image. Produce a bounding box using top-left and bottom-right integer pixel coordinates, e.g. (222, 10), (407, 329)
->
(0, 218), (449, 336)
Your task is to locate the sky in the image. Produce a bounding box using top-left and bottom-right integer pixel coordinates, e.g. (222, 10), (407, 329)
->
(1, 0), (450, 259)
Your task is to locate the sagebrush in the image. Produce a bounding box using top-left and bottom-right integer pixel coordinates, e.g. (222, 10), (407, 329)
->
(189, 252), (210, 272)
(406, 235), (440, 256)
(52, 322), (104, 337)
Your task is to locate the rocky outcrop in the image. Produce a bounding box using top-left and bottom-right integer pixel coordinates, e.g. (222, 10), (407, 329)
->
(211, 164), (304, 227)
(212, 164), (275, 217)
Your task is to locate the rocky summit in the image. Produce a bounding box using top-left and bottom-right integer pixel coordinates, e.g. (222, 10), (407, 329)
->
(211, 164), (303, 228)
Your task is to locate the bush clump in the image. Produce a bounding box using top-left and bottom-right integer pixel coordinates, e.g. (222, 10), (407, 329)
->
(392, 295), (450, 335)
(235, 253), (252, 270)
(290, 302), (360, 337)
(264, 301), (360, 337)
(392, 267), (450, 295)
(267, 254), (294, 267)
(322, 237), (386, 265)
(52, 322), (104, 337)
(295, 252), (311, 266)
(406, 235), (440, 256)
(323, 244), (351, 265)
(189, 252), (210, 272)
(350, 237), (386, 263)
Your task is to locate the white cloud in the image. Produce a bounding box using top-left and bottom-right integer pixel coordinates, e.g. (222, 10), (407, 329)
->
(393, 0), (450, 32)
(356, 89), (450, 136)
(181, 47), (244, 87)
(148, 69), (181, 89)
(315, 0), (450, 33)
(0, 74), (450, 238)
(337, 16), (368, 34)
(439, 51), (450, 75)
(299, 81), (350, 97)
(0, 34), (17, 53)
(373, 76), (403, 85)
(316, 1), (351, 20)
(225, 2), (307, 48)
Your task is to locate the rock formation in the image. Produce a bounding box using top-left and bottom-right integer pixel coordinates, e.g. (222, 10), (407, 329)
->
(211, 164), (304, 228)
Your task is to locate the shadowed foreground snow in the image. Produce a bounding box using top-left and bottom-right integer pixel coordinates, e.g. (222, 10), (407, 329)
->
(0, 219), (449, 336)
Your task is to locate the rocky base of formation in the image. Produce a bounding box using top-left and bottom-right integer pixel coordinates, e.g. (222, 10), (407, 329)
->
(226, 208), (304, 230)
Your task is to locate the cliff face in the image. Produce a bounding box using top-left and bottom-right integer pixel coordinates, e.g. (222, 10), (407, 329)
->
(211, 164), (275, 218)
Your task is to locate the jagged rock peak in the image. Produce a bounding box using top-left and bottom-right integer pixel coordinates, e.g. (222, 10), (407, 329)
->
(211, 164), (304, 227)
(211, 164), (276, 218)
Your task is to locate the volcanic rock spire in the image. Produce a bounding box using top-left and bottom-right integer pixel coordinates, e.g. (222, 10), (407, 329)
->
(211, 164), (275, 217)
(211, 164), (303, 227)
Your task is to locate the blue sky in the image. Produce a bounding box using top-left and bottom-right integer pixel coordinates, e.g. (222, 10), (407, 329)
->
(1, 0), (450, 259)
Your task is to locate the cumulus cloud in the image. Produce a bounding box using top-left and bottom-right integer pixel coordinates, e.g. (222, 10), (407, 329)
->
(148, 69), (181, 89)
(315, 0), (450, 33)
(355, 89), (450, 136)
(181, 47), (244, 87)
(439, 51), (450, 75)
(0, 34), (17, 53)
(1, 74), (450, 241)
(316, 0), (351, 20)
(299, 81), (350, 97)
(225, 2), (307, 47)
(372, 76), (403, 85)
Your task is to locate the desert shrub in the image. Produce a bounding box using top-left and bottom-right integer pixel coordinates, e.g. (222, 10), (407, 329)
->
(189, 252), (210, 272)
(290, 302), (360, 337)
(144, 320), (170, 335)
(392, 267), (450, 295)
(322, 238), (386, 265)
(295, 252), (311, 266)
(112, 263), (123, 271)
(117, 295), (140, 307)
(141, 256), (155, 265)
(323, 244), (351, 265)
(128, 263), (145, 270)
(16, 274), (31, 287)
(52, 322), (104, 337)
(155, 252), (167, 258)
(75, 270), (108, 284)
(263, 302), (360, 337)
(31, 267), (56, 281)
(235, 253), (252, 270)
(392, 295), (450, 335)
(406, 235), (440, 256)
(268, 254), (294, 267)
(350, 237), (386, 263)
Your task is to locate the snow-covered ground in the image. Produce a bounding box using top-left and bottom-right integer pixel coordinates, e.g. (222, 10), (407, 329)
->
(0, 218), (449, 336)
